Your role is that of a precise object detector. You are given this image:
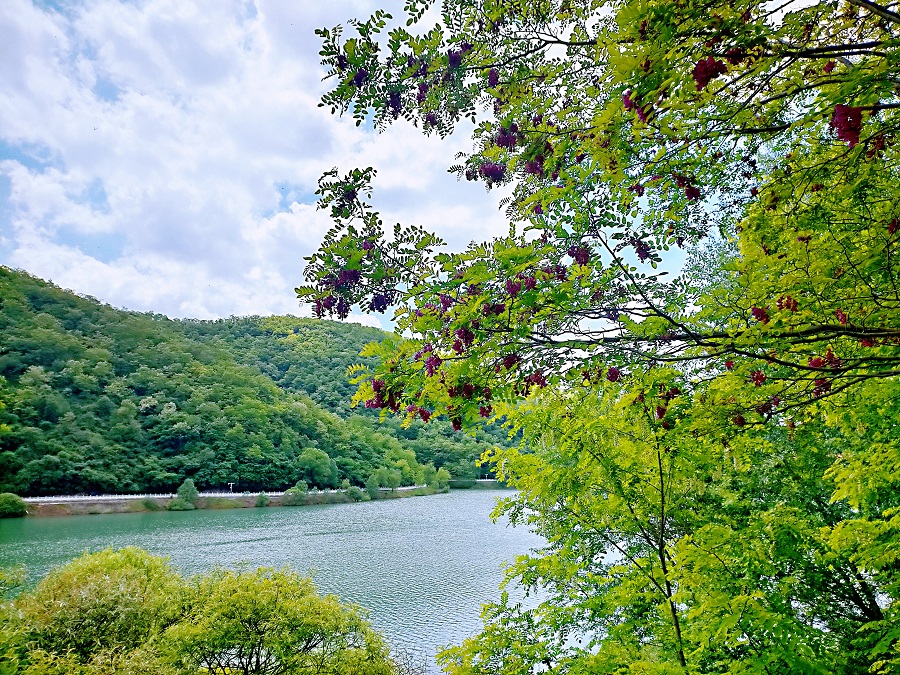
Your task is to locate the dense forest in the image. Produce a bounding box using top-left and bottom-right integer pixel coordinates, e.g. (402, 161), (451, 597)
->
(0, 267), (502, 496)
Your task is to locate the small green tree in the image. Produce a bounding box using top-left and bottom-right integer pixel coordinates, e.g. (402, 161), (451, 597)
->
(281, 481), (308, 507)
(423, 463), (437, 488)
(0, 493), (26, 518)
(255, 492), (270, 508)
(346, 485), (368, 502)
(433, 468), (451, 491)
(162, 567), (395, 675)
(13, 548), (180, 661)
(296, 448), (339, 489)
(365, 473), (380, 499)
(176, 479), (198, 505)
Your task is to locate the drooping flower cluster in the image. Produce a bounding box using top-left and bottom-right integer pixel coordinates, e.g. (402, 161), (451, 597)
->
(495, 124), (518, 148)
(776, 295), (798, 312)
(479, 162), (506, 182)
(751, 306), (770, 324)
(830, 105), (863, 148)
(568, 245), (590, 266)
(352, 68), (369, 87)
(692, 57), (727, 91)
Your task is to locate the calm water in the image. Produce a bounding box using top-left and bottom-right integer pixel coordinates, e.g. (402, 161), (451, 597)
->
(0, 490), (543, 671)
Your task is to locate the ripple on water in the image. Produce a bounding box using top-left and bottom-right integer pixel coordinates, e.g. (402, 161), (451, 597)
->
(0, 490), (544, 673)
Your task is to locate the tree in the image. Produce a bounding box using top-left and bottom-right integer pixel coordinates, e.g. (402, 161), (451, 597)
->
(163, 567), (395, 675)
(2, 548), (402, 675)
(11, 547), (180, 662)
(298, 1), (900, 672)
(297, 447), (340, 489)
(176, 478), (199, 505)
(300, 0), (900, 426)
(0, 493), (26, 518)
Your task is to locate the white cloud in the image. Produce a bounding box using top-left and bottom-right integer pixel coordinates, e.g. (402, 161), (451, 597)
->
(0, 0), (507, 320)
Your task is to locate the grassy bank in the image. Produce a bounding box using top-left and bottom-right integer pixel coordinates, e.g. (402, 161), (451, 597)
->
(23, 486), (449, 518)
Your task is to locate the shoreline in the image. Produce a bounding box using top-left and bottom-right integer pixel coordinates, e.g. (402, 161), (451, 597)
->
(21, 485), (449, 518)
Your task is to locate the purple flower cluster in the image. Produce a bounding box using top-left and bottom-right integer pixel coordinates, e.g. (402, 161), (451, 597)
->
(830, 104), (862, 148)
(417, 83), (428, 103)
(455, 327), (475, 346)
(525, 370), (547, 388)
(505, 279), (522, 297)
(495, 124), (518, 148)
(387, 91), (402, 119)
(488, 68), (499, 87)
(335, 269), (361, 288)
(368, 293), (389, 313)
(482, 302), (506, 316)
(692, 57), (727, 91)
(424, 354), (442, 376)
(479, 162), (506, 182)
(352, 68), (369, 87)
(447, 49), (462, 69)
(568, 246), (590, 266)
(628, 237), (650, 262)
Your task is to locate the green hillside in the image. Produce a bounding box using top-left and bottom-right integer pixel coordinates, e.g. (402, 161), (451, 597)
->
(0, 268), (501, 496)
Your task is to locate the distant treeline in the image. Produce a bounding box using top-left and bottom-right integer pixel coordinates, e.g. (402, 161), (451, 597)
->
(0, 268), (506, 496)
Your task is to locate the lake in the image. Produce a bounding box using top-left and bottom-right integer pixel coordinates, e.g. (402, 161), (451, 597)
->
(0, 489), (544, 672)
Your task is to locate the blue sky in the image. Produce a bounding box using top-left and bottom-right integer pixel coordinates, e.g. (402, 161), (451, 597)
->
(0, 0), (509, 324)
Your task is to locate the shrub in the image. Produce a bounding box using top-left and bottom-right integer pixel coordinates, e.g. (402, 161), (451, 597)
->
(167, 497), (195, 511)
(13, 548), (180, 660)
(6, 548), (396, 675)
(281, 485), (307, 507)
(255, 492), (270, 508)
(176, 479), (199, 505)
(346, 486), (368, 502)
(0, 493), (26, 518)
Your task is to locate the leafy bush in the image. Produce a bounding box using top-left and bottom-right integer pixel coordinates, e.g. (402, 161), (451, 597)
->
(6, 548), (397, 674)
(281, 483), (308, 507)
(176, 478), (199, 505)
(0, 493), (26, 518)
(13, 548), (180, 660)
(255, 492), (270, 507)
(346, 486), (368, 502)
(166, 497), (195, 511)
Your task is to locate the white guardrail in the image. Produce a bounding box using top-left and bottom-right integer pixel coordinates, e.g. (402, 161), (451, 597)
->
(22, 486), (426, 503)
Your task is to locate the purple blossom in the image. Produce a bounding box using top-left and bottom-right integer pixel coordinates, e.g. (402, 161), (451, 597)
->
(335, 269), (361, 288)
(362, 239), (374, 251)
(448, 49), (462, 69)
(505, 279), (522, 297)
(387, 91), (402, 119)
(479, 162), (506, 182)
(369, 294), (389, 313)
(424, 354), (442, 376)
(496, 127), (518, 148)
(692, 57), (727, 91)
(606, 367), (621, 383)
(568, 246), (590, 266)
(352, 68), (369, 87)
(488, 68), (499, 87)
(417, 82), (428, 103)
(831, 104), (862, 148)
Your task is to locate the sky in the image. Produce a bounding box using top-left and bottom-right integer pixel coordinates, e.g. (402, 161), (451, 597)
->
(0, 0), (510, 327)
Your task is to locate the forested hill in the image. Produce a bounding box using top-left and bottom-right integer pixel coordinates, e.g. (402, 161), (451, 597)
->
(0, 267), (501, 496)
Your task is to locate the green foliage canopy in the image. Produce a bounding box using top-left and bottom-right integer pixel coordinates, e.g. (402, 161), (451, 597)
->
(297, 1), (900, 673)
(0, 548), (399, 675)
